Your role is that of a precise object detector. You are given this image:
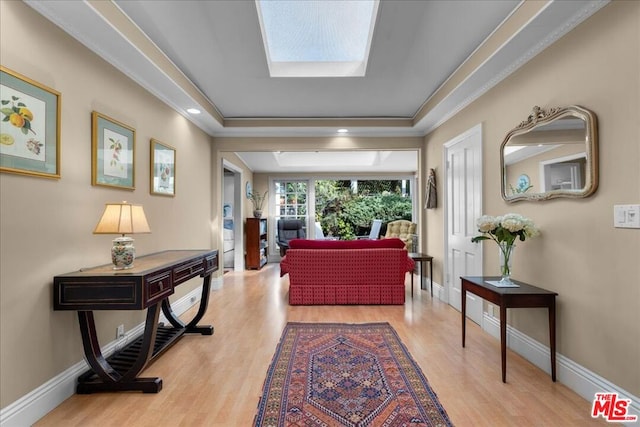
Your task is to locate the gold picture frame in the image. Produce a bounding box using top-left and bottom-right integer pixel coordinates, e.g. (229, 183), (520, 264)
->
(91, 111), (135, 190)
(0, 66), (61, 179)
(150, 139), (176, 196)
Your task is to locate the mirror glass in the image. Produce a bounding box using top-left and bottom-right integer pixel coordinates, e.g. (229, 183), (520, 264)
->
(501, 105), (598, 202)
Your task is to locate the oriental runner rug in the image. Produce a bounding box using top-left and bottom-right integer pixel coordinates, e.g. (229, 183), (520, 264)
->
(253, 322), (454, 426)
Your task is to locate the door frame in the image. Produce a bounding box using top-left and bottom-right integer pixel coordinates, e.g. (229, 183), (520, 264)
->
(442, 123), (484, 317)
(222, 159), (245, 271)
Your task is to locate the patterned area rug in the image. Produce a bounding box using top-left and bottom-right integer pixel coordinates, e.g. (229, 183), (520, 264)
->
(254, 322), (453, 426)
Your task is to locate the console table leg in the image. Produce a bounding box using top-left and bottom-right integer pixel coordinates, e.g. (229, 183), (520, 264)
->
(77, 305), (163, 393)
(77, 311), (121, 383)
(430, 260), (433, 297)
(549, 300), (557, 382)
(461, 288), (467, 348)
(161, 274), (214, 335)
(410, 272), (414, 298)
(500, 305), (508, 383)
(121, 304), (161, 381)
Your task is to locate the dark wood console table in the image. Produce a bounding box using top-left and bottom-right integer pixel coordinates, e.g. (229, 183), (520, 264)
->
(461, 276), (557, 383)
(54, 249), (218, 394)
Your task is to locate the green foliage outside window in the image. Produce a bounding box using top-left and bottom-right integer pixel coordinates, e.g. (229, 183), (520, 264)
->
(315, 180), (412, 239)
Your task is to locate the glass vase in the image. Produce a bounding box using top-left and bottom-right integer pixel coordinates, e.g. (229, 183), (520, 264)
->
(498, 242), (515, 285)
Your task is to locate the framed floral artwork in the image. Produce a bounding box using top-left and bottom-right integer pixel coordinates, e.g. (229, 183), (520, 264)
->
(91, 111), (135, 190)
(0, 66), (61, 179)
(150, 139), (175, 196)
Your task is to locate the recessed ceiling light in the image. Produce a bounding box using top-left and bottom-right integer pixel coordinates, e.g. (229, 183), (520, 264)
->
(187, 108), (201, 114)
(337, 128), (349, 134)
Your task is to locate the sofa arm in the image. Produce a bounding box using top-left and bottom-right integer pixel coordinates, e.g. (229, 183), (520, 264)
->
(279, 255), (290, 277)
(406, 256), (415, 272)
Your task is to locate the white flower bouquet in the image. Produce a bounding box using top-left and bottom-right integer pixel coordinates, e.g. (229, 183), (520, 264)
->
(471, 213), (540, 246)
(471, 213), (540, 285)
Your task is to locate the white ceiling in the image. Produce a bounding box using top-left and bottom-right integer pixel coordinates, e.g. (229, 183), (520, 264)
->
(114, 0), (518, 119)
(236, 150), (418, 173)
(25, 0), (608, 173)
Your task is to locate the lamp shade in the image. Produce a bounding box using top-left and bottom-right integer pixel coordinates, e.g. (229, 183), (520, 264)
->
(93, 202), (151, 235)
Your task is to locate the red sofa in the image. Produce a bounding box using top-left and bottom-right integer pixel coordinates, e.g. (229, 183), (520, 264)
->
(280, 238), (415, 305)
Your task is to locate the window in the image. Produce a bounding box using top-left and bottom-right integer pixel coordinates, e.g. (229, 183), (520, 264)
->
(315, 179), (413, 240)
(275, 180), (308, 219)
(273, 180), (308, 254)
(269, 177), (415, 258)
(256, 0), (379, 77)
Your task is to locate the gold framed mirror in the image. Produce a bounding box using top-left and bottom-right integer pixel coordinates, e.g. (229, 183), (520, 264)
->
(501, 105), (598, 202)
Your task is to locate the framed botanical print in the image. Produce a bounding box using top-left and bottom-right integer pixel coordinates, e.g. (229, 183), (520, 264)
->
(0, 66), (61, 179)
(91, 111), (135, 190)
(150, 139), (175, 196)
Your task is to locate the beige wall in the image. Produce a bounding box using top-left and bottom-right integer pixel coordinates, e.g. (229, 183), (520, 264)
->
(424, 1), (639, 395)
(1, 0), (639, 414)
(0, 1), (213, 407)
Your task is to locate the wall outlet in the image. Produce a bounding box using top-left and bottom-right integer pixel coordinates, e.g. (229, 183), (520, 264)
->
(116, 324), (125, 339)
(114, 324), (126, 352)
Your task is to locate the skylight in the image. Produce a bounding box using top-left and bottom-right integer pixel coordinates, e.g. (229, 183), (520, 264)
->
(256, 0), (379, 77)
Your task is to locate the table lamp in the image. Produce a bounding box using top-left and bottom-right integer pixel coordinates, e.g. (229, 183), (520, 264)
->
(93, 202), (151, 269)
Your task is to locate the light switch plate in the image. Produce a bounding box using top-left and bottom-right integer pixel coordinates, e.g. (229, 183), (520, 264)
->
(614, 204), (640, 228)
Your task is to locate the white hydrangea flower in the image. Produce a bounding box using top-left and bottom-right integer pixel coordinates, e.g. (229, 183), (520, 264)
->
(477, 215), (499, 232)
(500, 213), (526, 233)
(523, 219), (540, 238)
(472, 213), (540, 244)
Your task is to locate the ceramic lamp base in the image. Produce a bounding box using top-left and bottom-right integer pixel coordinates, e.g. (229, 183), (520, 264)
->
(111, 236), (135, 270)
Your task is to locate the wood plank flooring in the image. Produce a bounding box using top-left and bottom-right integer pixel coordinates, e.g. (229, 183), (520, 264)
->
(35, 263), (604, 426)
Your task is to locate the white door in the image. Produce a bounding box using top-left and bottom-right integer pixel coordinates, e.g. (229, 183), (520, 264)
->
(444, 124), (483, 324)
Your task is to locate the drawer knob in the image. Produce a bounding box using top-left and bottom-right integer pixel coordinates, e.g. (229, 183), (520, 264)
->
(158, 281), (164, 289)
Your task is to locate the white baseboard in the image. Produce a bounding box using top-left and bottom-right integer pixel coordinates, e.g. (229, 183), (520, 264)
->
(482, 313), (639, 424)
(211, 275), (223, 291)
(431, 280), (446, 301)
(0, 285), (211, 427)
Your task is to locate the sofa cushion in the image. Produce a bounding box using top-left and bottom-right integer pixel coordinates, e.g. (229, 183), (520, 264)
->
(288, 238), (405, 250)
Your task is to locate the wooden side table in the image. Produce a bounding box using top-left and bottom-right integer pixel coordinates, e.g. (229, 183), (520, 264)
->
(408, 253), (433, 297)
(461, 276), (557, 383)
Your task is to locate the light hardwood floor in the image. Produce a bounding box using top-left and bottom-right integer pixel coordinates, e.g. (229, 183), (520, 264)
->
(35, 264), (604, 426)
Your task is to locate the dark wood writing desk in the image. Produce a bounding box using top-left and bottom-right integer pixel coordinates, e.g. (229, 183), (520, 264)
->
(461, 276), (557, 383)
(54, 250), (218, 393)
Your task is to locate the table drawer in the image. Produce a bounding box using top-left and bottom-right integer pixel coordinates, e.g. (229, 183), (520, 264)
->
(144, 269), (173, 307)
(173, 259), (204, 285)
(204, 253), (218, 275)
(54, 277), (141, 310)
